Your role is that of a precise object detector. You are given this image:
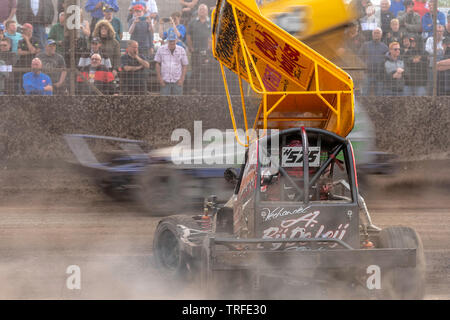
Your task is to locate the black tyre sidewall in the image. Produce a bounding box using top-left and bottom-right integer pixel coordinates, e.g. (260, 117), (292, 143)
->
(378, 226), (426, 299)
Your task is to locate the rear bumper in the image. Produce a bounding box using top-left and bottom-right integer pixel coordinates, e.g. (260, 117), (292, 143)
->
(205, 237), (416, 270)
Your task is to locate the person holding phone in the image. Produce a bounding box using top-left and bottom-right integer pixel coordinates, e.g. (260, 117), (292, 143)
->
(129, 4), (154, 58)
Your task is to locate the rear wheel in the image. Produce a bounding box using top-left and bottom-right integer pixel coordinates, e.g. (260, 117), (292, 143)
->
(153, 217), (189, 279)
(378, 226), (426, 299)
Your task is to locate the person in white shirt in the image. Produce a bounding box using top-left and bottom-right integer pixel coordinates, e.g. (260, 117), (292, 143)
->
(154, 32), (188, 96)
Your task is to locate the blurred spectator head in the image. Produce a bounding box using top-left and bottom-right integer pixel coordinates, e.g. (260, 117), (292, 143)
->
(93, 20), (116, 40)
(127, 40), (139, 55)
(365, 5), (376, 16)
(22, 23), (33, 37)
(45, 39), (57, 55)
(380, 0), (391, 11)
(361, 0), (370, 7)
(346, 22), (359, 36)
(402, 35), (411, 48)
(198, 4), (209, 18)
(0, 38), (11, 51)
(167, 32), (177, 49)
(5, 20), (16, 34)
(90, 53), (102, 67)
(103, 5), (115, 20)
(443, 37), (450, 51)
(170, 12), (181, 25)
(90, 37), (102, 52)
(103, 4), (115, 13)
(59, 11), (65, 24)
(436, 24), (445, 40)
(390, 18), (400, 32)
(389, 41), (401, 58)
(101, 24), (112, 39)
(133, 4), (145, 17)
(31, 58), (43, 74)
(372, 27), (383, 41)
(404, 0), (414, 12)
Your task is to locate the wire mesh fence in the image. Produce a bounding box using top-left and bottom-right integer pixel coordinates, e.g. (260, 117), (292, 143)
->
(0, 0), (449, 96)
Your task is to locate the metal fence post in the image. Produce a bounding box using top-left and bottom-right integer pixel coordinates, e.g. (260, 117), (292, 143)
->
(432, 0), (438, 105)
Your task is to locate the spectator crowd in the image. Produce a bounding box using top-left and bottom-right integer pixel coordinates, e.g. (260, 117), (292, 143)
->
(0, 0), (449, 96)
(0, 0), (219, 96)
(346, 0), (450, 96)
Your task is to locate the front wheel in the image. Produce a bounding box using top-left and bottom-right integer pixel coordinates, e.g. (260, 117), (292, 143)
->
(378, 226), (426, 299)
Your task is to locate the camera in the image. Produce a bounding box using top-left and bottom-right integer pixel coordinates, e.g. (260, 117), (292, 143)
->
(139, 16), (146, 21)
(161, 18), (171, 23)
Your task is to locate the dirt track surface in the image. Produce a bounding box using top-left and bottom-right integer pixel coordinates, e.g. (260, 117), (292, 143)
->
(0, 160), (448, 299)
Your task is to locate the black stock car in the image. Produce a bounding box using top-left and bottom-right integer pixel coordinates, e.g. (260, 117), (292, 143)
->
(152, 128), (425, 299)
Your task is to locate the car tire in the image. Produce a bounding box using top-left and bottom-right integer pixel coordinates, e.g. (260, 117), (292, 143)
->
(152, 217), (195, 281)
(378, 226), (426, 299)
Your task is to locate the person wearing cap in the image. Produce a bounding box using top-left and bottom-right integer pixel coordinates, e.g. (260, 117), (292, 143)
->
(154, 32), (188, 96)
(0, 0), (17, 26)
(36, 39), (67, 95)
(422, 0), (446, 39)
(85, 0), (119, 32)
(4, 20), (22, 53)
(120, 40), (150, 95)
(128, 0), (158, 20)
(103, 5), (123, 42)
(79, 37), (112, 70)
(16, 0), (54, 50)
(22, 57), (52, 95)
(129, 4), (154, 58)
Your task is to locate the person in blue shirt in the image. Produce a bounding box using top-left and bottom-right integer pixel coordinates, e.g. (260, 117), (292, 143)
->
(159, 12), (187, 49)
(422, 0), (446, 39)
(23, 57), (53, 95)
(85, 0), (119, 32)
(4, 20), (22, 53)
(390, 0), (405, 17)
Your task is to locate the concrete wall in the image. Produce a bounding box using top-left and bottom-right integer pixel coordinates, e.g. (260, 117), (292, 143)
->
(0, 96), (448, 162)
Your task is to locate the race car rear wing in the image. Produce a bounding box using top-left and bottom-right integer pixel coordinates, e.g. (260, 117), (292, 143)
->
(211, 0), (355, 145)
(63, 134), (148, 171)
